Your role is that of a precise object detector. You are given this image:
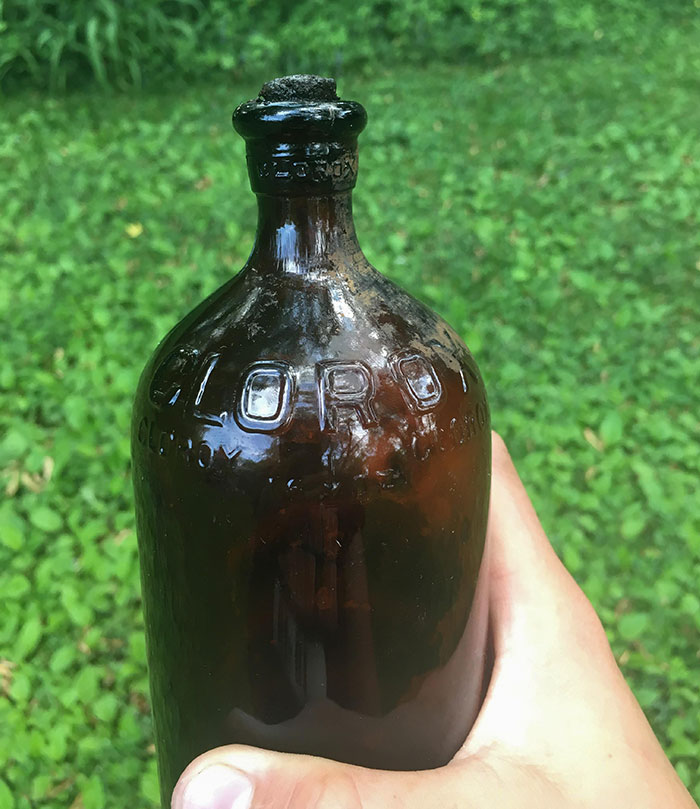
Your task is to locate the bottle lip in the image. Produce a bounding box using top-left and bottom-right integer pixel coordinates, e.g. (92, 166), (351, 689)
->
(233, 98), (367, 143)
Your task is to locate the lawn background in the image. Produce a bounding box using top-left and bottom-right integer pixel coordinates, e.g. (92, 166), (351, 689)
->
(1, 2), (700, 806)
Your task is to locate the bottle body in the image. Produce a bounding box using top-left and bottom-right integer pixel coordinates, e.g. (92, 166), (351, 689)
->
(132, 77), (491, 805)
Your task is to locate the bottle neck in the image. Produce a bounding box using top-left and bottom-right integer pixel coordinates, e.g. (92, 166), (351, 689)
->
(249, 192), (362, 274)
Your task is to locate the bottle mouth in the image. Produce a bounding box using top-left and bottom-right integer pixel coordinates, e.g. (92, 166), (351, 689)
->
(233, 75), (367, 196)
(233, 75), (367, 144)
(259, 74), (339, 103)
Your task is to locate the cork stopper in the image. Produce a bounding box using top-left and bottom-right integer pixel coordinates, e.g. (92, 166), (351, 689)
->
(258, 75), (339, 103)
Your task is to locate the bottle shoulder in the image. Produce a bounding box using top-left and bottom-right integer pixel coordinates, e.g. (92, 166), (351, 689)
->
(134, 260), (484, 429)
(143, 261), (472, 373)
(132, 261), (489, 500)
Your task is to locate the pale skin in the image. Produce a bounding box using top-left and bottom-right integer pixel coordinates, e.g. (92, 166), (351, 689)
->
(172, 432), (698, 809)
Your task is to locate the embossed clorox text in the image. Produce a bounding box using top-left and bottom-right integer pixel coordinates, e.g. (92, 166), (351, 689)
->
(147, 347), (458, 435)
(140, 347), (489, 470)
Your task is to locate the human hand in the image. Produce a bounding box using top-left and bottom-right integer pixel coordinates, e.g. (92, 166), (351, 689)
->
(171, 432), (697, 809)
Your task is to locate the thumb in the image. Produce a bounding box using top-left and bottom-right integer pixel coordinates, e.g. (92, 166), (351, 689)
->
(170, 744), (479, 809)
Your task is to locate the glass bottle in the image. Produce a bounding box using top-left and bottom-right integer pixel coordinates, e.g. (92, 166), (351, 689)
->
(132, 75), (491, 805)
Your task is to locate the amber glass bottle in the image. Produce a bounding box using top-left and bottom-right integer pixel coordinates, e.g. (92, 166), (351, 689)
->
(132, 75), (491, 805)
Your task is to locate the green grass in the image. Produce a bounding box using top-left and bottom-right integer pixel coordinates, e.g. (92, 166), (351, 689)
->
(2, 24), (700, 807)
